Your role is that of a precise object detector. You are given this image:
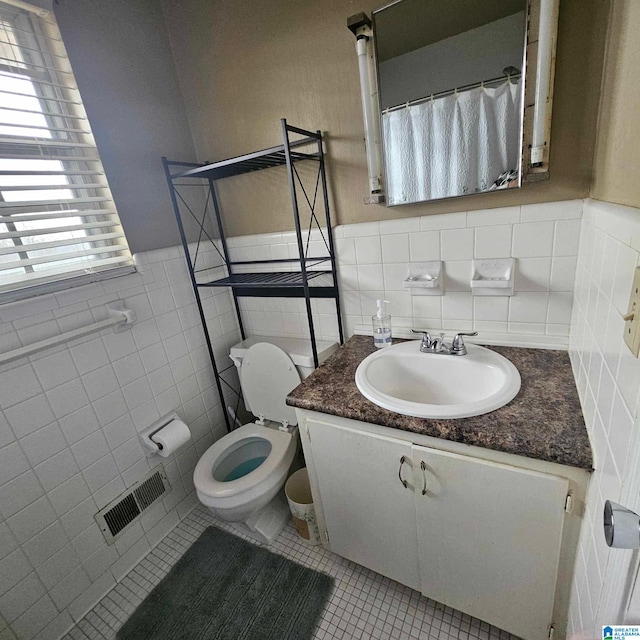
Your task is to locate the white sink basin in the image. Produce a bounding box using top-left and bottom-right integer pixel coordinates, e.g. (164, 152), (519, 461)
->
(355, 340), (521, 419)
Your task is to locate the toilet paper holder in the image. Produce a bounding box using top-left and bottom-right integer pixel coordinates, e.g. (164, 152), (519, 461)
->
(139, 412), (183, 456)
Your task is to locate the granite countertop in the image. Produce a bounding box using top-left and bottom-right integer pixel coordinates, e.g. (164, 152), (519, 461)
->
(286, 335), (592, 471)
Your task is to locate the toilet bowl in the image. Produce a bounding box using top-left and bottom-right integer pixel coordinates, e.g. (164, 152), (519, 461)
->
(193, 339), (333, 544)
(194, 422), (297, 524)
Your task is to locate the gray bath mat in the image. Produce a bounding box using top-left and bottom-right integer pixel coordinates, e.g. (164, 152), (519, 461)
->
(116, 526), (333, 640)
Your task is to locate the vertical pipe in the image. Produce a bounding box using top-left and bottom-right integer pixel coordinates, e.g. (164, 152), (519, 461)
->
(356, 34), (382, 193)
(531, 0), (559, 166)
(281, 119), (319, 368)
(162, 158), (232, 434)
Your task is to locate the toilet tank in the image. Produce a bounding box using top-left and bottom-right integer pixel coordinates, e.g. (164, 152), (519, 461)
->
(229, 336), (339, 379)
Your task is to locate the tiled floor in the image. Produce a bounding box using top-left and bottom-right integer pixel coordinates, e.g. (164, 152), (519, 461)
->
(62, 504), (518, 640)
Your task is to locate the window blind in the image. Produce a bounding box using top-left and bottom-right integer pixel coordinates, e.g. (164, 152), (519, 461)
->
(0, 1), (133, 301)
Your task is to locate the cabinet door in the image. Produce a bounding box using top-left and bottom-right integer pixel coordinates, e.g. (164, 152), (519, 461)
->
(308, 419), (420, 590)
(413, 445), (568, 640)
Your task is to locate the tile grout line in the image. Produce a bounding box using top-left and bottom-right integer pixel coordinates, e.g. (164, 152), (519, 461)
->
(61, 503), (519, 640)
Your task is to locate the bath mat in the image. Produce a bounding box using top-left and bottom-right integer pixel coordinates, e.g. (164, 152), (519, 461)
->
(116, 526), (333, 640)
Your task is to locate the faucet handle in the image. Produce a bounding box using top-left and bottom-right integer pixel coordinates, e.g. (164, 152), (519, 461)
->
(451, 331), (478, 354)
(411, 329), (433, 348)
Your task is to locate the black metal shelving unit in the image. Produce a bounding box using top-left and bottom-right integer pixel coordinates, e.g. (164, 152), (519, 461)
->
(162, 119), (344, 433)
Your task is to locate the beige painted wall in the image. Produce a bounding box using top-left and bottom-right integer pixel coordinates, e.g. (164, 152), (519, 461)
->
(591, 0), (640, 209)
(55, 0), (199, 253)
(163, 0), (609, 237)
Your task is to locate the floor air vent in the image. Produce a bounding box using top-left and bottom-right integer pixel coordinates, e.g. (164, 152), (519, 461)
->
(95, 465), (170, 544)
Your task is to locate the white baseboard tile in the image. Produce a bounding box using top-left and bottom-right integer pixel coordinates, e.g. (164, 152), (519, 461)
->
(176, 490), (200, 521)
(110, 538), (150, 583)
(67, 570), (115, 623)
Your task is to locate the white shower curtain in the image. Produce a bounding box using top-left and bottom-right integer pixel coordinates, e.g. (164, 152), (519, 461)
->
(382, 79), (522, 204)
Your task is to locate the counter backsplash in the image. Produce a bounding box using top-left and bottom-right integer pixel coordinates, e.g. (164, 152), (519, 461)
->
(228, 199), (582, 349)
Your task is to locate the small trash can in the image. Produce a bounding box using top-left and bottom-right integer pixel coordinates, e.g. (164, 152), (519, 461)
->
(285, 468), (321, 545)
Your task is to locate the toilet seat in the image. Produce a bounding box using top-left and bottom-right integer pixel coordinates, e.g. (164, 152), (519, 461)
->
(240, 342), (300, 426)
(193, 422), (295, 500)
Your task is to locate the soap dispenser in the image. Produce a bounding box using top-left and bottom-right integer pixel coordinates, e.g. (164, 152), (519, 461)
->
(372, 299), (392, 348)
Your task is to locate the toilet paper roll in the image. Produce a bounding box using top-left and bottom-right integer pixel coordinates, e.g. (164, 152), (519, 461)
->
(151, 418), (191, 457)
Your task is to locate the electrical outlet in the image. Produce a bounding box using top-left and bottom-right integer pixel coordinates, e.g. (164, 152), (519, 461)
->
(623, 267), (640, 357)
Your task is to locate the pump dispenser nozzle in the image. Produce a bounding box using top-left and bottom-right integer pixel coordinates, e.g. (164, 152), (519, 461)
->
(376, 299), (390, 319)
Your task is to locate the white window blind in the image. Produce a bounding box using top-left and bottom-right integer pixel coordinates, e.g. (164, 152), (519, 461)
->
(0, 1), (133, 301)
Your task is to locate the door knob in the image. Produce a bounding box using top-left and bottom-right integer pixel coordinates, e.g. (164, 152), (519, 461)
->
(604, 500), (640, 548)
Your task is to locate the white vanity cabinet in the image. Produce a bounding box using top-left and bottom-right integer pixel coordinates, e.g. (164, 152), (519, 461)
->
(300, 412), (587, 640)
(307, 419), (421, 591)
(413, 444), (567, 640)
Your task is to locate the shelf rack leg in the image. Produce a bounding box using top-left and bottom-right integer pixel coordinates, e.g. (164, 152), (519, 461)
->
(281, 118), (319, 368)
(162, 157), (233, 434)
(317, 130), (344, 345)
(209, 178), (246, 341)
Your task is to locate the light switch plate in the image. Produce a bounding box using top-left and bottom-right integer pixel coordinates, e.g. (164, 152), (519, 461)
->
(623, 267), (640, 357)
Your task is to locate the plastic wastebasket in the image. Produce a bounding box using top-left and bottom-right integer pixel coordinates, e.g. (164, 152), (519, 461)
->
(284, 468), (321, 545)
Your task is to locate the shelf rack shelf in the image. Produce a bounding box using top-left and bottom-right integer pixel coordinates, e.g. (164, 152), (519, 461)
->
(162, 119), (344, 433)
(178, 136), (320, 180)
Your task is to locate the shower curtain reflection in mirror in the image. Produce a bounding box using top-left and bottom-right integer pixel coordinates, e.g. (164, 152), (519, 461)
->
(382, 77), (522, 205)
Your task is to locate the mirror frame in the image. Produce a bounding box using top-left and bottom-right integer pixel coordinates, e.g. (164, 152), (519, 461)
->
(370, 0), (557, 206)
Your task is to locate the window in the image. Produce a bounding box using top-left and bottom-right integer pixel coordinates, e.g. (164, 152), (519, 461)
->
(0, 0), (133, 302)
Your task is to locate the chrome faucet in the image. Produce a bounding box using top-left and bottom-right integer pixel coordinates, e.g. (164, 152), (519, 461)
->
(411, 330), (478, 356)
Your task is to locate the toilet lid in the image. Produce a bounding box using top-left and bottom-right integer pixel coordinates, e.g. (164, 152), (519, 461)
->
(240, 342), (301, 426)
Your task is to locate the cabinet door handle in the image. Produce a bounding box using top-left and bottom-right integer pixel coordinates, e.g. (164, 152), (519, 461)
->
(420, 460), (427, 495)
(398, 455), (408, 488)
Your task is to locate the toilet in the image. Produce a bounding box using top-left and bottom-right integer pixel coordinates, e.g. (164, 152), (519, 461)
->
(193, 336), (338, 543)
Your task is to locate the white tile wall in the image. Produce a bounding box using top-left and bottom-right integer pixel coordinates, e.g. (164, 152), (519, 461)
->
(0, 197), (620, 640)
(0, 245), (240, 640)
(228, 201), (582, 347)
(566, 199), (640, 637)
(227, 197), (640, 636)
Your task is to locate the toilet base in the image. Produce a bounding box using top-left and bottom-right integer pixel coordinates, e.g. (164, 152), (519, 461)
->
(209, 492), (291, 545)
(243, 492), (290, 544)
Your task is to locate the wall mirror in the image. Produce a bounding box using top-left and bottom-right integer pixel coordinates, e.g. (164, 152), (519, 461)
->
(373, 0), (528, 206)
